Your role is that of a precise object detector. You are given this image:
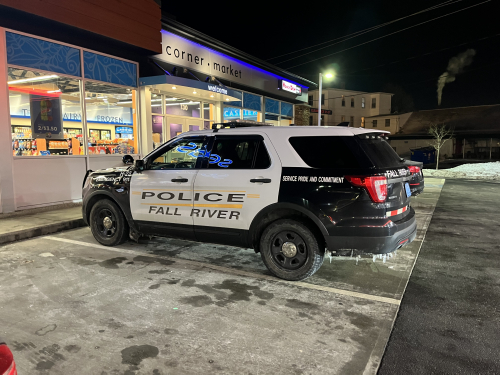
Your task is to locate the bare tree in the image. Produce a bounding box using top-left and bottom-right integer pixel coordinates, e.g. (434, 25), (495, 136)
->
(428, 124), (454, 170)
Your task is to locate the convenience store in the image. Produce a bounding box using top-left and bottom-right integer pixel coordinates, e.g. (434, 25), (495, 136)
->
(138, 20), (315, 153)
(0, 12), (314, 213)
(1, 29), (141, 212)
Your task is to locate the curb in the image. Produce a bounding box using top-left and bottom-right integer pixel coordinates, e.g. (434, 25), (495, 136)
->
(0, 218), (86, 246)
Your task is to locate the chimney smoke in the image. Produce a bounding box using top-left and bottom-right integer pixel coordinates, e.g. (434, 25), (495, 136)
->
(437, 49), (476, 106)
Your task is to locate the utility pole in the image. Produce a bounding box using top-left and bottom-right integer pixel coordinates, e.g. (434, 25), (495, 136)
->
(318, 73), (322, 126)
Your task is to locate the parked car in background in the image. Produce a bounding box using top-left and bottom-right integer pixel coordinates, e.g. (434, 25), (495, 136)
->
(0, 338), (17, 375)
(404, 159), (425, 196)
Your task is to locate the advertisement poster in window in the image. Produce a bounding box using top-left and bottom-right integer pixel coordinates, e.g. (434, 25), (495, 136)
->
(29, 93), (63, 139)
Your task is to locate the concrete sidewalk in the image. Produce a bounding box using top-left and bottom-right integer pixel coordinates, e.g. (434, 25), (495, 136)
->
(0, 205), (85, 245)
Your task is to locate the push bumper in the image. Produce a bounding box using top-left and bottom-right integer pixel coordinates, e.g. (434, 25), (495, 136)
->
(325, 207), (417, 254)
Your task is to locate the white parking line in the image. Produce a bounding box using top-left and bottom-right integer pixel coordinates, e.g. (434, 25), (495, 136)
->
(44, 236), (402, 306)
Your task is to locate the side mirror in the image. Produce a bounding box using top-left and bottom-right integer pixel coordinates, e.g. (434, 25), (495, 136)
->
(134, 159), (144, 173)
(122, 155), (134, 165)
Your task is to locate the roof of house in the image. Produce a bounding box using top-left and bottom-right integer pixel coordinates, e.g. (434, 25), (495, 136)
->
(366, 113), (404, 119)
(396, 105), (500, 136)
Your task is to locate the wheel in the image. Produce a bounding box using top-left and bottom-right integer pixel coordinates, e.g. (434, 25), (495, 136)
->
(89, 199), (129, 246)
(260, 219), (324, 281)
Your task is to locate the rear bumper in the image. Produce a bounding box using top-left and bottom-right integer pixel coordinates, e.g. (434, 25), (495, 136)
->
(325, 207), (417, 254)
(410, 180), (425, 196)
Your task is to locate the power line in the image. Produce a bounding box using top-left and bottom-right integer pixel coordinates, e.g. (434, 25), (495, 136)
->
(284, 0), (491, 70)
(270, 0), (463, 64)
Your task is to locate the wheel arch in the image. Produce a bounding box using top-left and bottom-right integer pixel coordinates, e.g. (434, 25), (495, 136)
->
(248, 202), (328, 252)
(84, 190), (136, 231)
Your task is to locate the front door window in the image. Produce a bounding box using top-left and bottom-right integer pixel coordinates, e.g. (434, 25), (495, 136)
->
(150, 137), (204, 170)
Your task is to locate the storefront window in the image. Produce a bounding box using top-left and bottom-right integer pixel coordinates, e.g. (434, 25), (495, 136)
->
(85, 81), (137, 155)
(151, 93), (163, 114)
(223, 107), (241, 122)
(152, 115), (163, 149)
(226, 90), (242, 107)
(8, 67), (83, 156)
(265, 98), (280, 114)
(243, 92), (262, 111)
(281, 116), (293, 126)
(203, 103), (214, 120)
(243, 109), (261, 122)
(265, 114), (280, 126)
(265, 98), (280, 126)
(164, 95), (200, 118)
(281, 102), (293, 117)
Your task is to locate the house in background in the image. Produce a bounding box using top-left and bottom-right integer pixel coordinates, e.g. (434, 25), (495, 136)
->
(363, 105), (500, 160)
(307, 88), (392, 127)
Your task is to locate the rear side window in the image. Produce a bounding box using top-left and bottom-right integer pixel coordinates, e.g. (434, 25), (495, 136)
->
(289, 136), (362, 169)
(208, 136), (270, 169)
(356, 135), (403, 167)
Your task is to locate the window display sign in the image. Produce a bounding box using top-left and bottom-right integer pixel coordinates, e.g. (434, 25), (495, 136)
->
(223, 107), (240, 120)
(115, 126), (134, 134)
(280, 80), (302, 95)
(243, 109), (258, 121)
(29, 94), (64, 139)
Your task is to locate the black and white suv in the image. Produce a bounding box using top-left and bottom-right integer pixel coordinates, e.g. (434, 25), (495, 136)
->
(82, 122), (417, 281)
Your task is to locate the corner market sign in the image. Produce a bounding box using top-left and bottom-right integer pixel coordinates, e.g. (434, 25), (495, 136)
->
(155, 30), (307, 96)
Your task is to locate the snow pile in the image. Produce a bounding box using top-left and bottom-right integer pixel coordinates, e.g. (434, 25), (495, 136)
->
(424, 162), (500, 180)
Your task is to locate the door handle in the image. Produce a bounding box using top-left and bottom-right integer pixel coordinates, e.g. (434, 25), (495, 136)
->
(171, 178), (188, 183)
(250, 178), (271, 183)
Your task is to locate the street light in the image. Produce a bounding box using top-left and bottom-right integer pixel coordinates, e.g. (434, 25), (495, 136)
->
(318, 71), (335, 126)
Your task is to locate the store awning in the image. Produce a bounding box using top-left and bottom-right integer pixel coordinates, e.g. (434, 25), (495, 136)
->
(140, 74), (242, 102)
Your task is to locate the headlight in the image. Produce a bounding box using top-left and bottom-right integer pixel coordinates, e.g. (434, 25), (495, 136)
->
(83, 170), (93, 189)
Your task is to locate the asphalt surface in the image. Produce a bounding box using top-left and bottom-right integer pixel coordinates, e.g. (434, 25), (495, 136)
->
(379, 179), (500, 374)
(0, 179), (445, 374)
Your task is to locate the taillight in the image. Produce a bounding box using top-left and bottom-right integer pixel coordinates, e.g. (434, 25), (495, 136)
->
(408, 166), (420, 174)
(0, 345), (16, 375)
(345, 175), (387, 203)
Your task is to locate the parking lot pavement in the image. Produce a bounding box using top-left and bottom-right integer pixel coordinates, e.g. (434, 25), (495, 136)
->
(0, 179), (444, 374)
(379, 179), (500, 374)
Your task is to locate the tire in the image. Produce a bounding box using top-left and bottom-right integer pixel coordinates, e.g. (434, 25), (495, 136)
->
(260, 219), (324, 281)
(89, 199), (129, 246)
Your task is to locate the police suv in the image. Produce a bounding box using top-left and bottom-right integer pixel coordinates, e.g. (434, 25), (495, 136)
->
(82, 122), (417, 281)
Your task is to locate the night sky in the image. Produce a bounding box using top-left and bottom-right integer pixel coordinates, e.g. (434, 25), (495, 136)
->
(163, 0), (500, 111)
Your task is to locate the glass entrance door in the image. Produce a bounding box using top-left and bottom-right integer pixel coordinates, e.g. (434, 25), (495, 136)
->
(165, 117), (204, 141)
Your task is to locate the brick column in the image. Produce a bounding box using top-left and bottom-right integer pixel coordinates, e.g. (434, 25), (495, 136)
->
(294, 104), (311, 126)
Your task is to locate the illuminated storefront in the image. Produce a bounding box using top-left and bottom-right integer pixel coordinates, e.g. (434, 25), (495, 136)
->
(139, 25), (313, 151)
(0, 29), (140, 211)
(0, 18), (314, 212)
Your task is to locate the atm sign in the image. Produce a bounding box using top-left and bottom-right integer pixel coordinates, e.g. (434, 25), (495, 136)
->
(280, 80), (302, 95)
